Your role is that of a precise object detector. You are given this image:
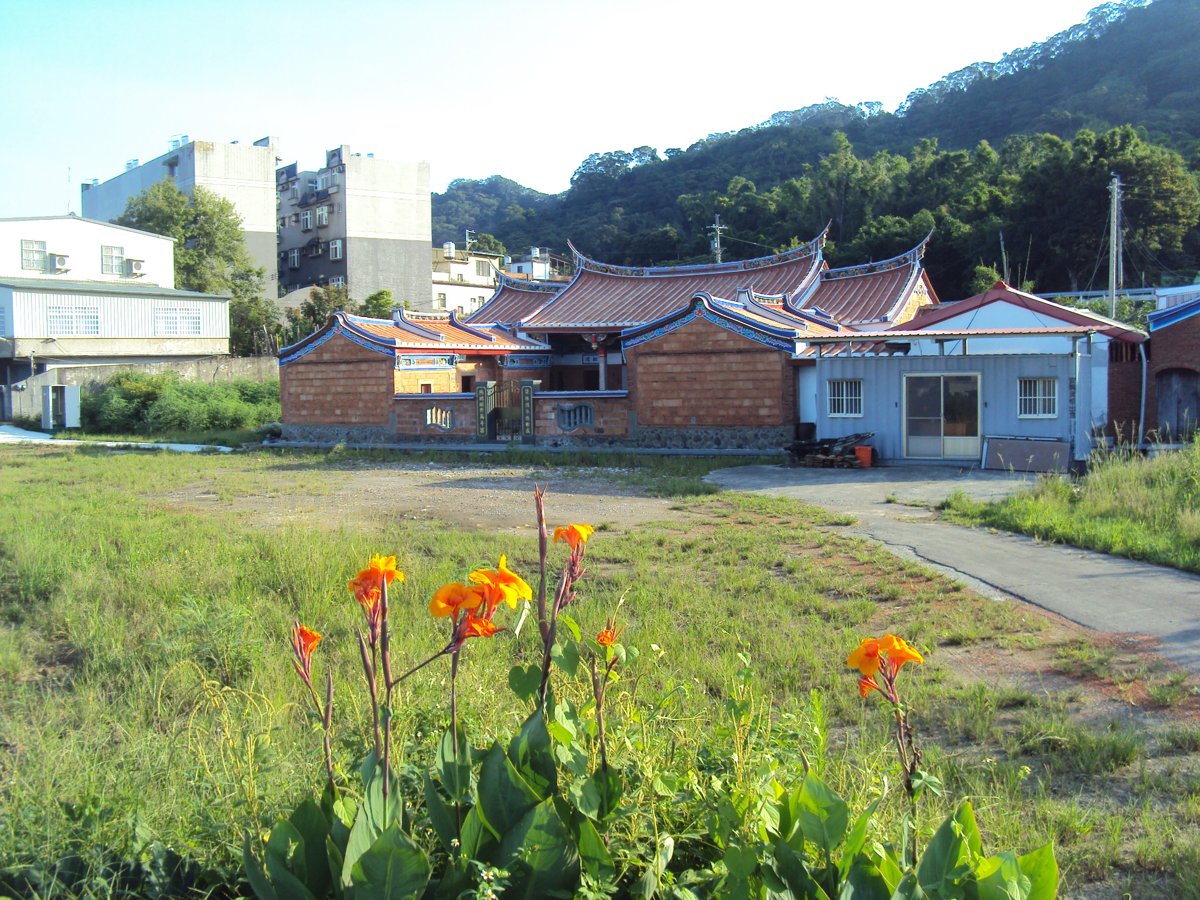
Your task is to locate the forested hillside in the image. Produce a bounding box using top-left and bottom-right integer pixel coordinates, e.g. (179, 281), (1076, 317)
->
(434, 0), (1200, 299)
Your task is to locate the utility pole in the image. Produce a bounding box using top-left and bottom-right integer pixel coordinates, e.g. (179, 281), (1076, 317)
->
(1108, 173), (1122, 318)
(708, 215), (726, 264)
(999, 231), (1010, 284)
(464, 229), (476, 253)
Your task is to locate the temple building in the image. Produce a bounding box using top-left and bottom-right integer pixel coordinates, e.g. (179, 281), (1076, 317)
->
(278, 231), (948, 450)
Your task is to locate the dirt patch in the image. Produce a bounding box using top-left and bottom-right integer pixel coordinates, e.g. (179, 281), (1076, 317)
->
(159, 463), (690, 533)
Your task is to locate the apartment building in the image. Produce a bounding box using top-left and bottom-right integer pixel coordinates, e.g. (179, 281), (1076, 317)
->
(276, 146), (431, 310)
(81, 136), (279, 287)
(430, 242), (503, 315)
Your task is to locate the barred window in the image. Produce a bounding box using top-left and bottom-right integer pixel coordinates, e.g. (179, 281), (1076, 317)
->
(48, 305), (100, 336)
(425, 406), (454, 431)
(556, 403), (594, 432)
(21, 239), (46, 271)
(1018, 378), (1057, 418)
(155, 304), (202, 336)
(101, 245), (124, 275)
(828, 379), (863, 417)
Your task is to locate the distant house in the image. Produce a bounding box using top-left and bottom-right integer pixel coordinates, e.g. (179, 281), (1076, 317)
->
(0, 215), (228, 420)
(429, 243), (504, 316)
(805, 282), (1146, 468)
(1147, 296), (1200, 439)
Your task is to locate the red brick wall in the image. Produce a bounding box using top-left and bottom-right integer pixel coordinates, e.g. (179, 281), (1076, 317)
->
(281, 334), (394, 425)
(1107, 350), (1145, 442)
(1148, 313), (1200, 435)
(393, 396), (477, 437)
(626, 317), (795, 428)
(534, 395), (631, 438)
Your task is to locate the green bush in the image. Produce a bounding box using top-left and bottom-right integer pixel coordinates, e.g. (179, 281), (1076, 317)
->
(81, 372), (280, 436)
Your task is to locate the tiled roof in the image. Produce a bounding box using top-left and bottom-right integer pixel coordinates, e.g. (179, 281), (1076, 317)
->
(465, 273), (560, 326)
(522, 236), (825, 330)
(347, 311), (548, 351)
(794, 242), (933, 326)
(912, 281), (1146, 342)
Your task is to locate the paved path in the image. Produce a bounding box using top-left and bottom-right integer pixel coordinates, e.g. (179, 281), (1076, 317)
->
(0, 424), (232, 453)
(707, 464), (1200, 674)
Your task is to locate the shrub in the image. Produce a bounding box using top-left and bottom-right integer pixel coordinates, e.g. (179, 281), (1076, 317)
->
(81, 372), (280, 435)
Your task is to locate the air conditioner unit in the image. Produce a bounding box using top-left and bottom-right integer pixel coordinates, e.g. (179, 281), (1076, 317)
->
(49, 253), (69, 271)
(125, 259), (146, 276)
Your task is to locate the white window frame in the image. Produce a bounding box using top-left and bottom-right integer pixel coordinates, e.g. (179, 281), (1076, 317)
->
(21, 239), (46, 271)
(475, 260), (491, 277)
(101, 245), (124, 275)
(329, 239), (344, 260)
(1018, 377), (1058, 418)
(287, 248), (301, 268)
(300, 209), (313, 230)
(330, 276), (345, 287)
(154, 304), (203, 337)
(316, 205), (329, 227)
(828, 379), (863, 417)
(48, 305), (100, 336)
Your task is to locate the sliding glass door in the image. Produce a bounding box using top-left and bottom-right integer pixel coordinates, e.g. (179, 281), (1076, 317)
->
(904, 374), (980, 459)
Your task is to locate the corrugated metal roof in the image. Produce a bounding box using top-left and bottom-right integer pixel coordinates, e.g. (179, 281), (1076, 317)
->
(911, 281), (1146, 342)
(0, 276), (224, 299)
(523, 239), (824, 329)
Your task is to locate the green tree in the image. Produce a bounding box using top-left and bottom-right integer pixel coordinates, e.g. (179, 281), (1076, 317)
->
(471, 232), (507, 256)
(359, 289), (394, 319)
(294, 284), (350, 333)
(115, 180), (276, 356)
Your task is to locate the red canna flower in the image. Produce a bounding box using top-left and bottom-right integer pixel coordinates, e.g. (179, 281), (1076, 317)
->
(291, 621), (322, 687)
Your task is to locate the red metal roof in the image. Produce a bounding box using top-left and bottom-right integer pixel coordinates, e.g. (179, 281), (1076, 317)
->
(465, 274), (560, 326)
(522, 238), (824, 330)
(910, 281), (1146, 343)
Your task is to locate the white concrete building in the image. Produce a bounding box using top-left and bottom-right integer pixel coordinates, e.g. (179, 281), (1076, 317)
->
(0, 216), (228, 419)
(81, 136), (279, 289)
(1, 215), (175, 286)
(430, 243), (502, 315)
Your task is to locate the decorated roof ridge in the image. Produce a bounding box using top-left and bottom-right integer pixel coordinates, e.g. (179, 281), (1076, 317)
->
(710, 290), (843, 332)
(277, 310), (396, 360)
(345, 310), (444, 342)
(819, 232), (932, 282)
(627, 292), (809, 340)
(444, 310), (498, 342)
(495, 271), (565, 293)
(565, 231), (825, 279)
(847, 261), (932, 328)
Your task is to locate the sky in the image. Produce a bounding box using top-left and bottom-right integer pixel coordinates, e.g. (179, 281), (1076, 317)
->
(1, 0), (1108, 218)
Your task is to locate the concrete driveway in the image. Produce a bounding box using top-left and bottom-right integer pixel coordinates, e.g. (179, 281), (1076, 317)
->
(706, 463), (1200, 674)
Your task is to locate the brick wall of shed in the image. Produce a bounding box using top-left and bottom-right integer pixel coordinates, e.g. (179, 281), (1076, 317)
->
(393, 396), (477, 438)
(281, 334), (394, 425)
(1107, 349), (1146, 441)
(533, 395), (631, 439)
(626, 316), (795, 429)
(1148, 314), (1200, 436)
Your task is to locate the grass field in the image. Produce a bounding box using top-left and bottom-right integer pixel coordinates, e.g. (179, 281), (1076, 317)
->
(1, 445), (1198, 896)
(943, 437), (1200, 573)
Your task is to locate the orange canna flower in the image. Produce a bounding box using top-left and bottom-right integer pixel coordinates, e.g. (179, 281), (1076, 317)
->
(352, 554), (405, 589)
(553, 523), (595, 552)
(847, 637), (883, 677)
(597, 627), (622, 647)
(461, 612), (501, 640)
(430, 582), (484, 618)
(858, 675), (880, 698)
(468, 555), (531, 610)
(880, 634), (925, 672)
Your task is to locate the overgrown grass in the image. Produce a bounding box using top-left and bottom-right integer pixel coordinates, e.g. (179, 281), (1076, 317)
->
(942, 437), (1200, 572)
(0, 445), (1194, 895)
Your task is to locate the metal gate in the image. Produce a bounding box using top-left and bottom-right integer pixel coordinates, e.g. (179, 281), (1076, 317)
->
(495, 380), (523, 440)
